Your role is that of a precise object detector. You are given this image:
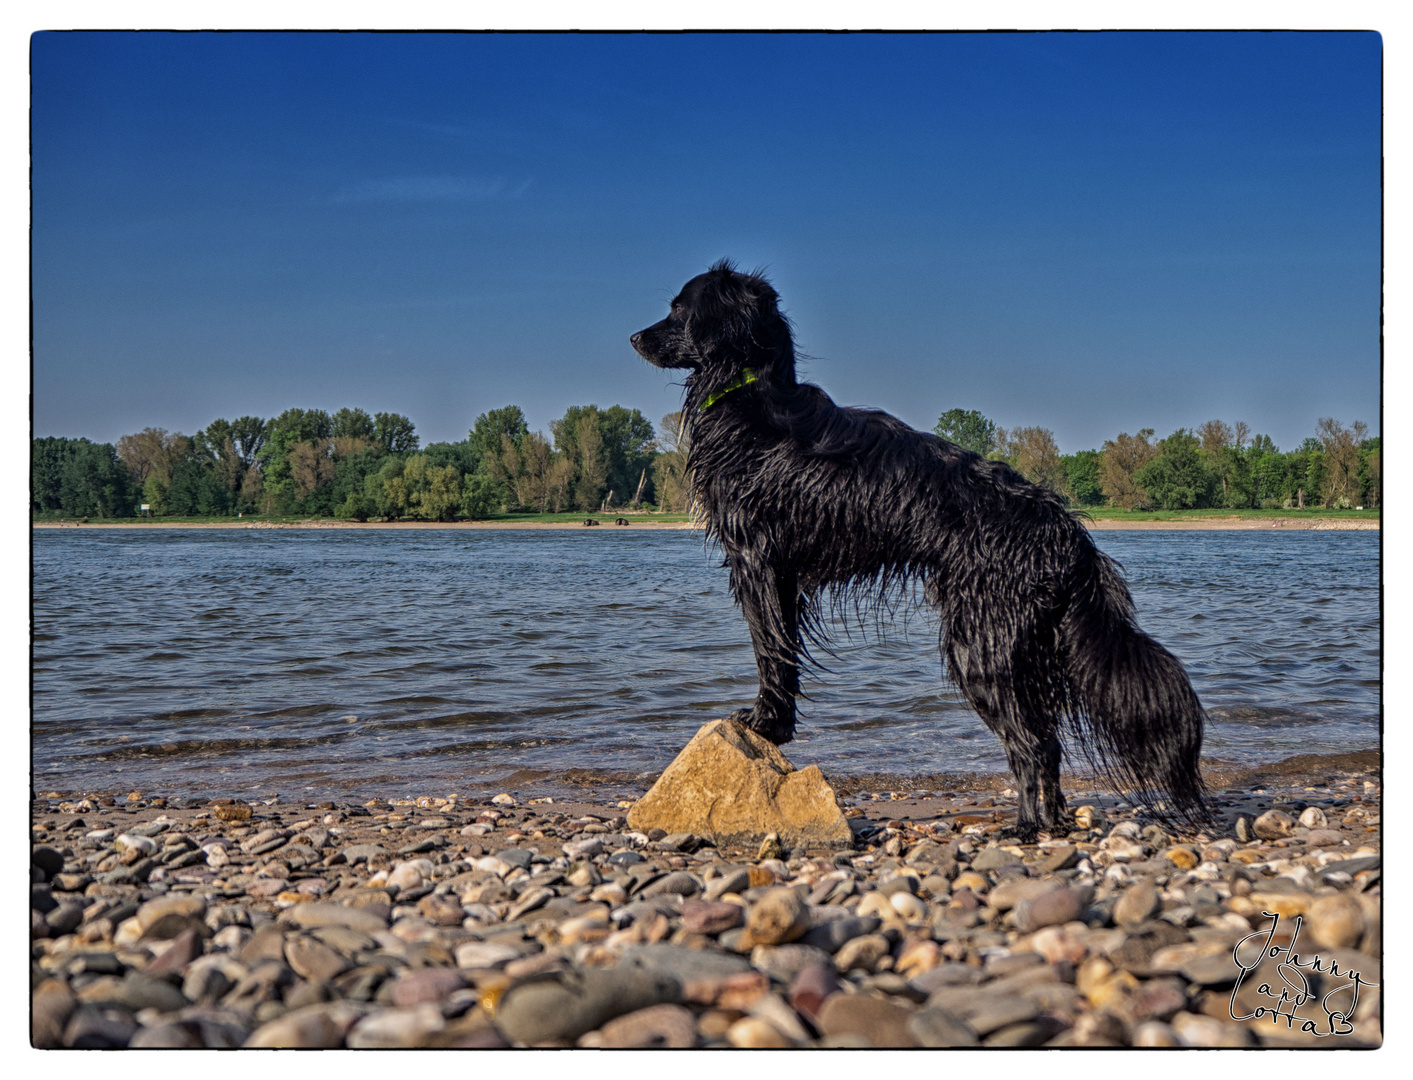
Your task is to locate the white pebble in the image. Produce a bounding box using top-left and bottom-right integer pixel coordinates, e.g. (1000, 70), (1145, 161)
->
(855, 893), (894, 920)
(114, 834), (156, 856)
(889, 892), (928, 921)
(387, 859), (433, 890)
(475, 856), (512, 878)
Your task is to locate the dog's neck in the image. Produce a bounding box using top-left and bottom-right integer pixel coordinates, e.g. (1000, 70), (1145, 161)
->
(697, 368), (759, 412)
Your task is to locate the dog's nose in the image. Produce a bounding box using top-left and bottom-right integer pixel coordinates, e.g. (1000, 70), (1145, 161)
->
(630, 332), (642, 347)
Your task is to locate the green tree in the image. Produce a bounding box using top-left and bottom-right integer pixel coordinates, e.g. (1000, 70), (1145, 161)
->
(469, 406), (528, 460)
(1316, 417), (1368, 508)
(551, 405), (613, 510)
(486, 433), (524, 510)
(256, 409), (334, 513)
(995, 426), (1069, 498)
(422, 440), (480, 476)
(399, 454), (462, 521)
(1197, 419), (1254, 508)
(164, 457), (233, 516)
(1062, 450), (1104, 507)
(576, 411), (608, 510)
(34, 437), (133, 517)
(374, 412), (419, 454)
(270, 408), (333, 444)
(228, 416), (270, 466)
(1295, 437), (1326, 509)
(520, 431), (556, 512)
(192, 423), (244, 502)
(468, 407), (530, 509)
(116, 428), (189, 492)
(1358, 435), (1381, 508)
(334, 491), (373, 521)
(1134, 429), (1218, 510)
(462, 474), (500, 518)
(331, 407), (376, 441)
(53, 439), (133, 518)
(933, 408), (998, 456)
(598, 405), (657, 507)
(329, 445), (388, 516)
(1098, 429), (1157, 510)
(142, 472), (169, 516)
(32, 437), (72, 512)
(652, 411), (693, 513)
(1246, 435), (1286, 507)
(288, 440), (336, 502)
(1210, 445), (1255, 508)
(364, 457), (407, 520)
(193, 416), (268, 511)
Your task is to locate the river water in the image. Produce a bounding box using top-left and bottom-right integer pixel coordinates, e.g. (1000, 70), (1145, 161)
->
(32, 528), (1379, 800)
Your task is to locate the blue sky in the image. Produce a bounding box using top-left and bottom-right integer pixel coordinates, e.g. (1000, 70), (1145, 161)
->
(31, 31), (1381, 453)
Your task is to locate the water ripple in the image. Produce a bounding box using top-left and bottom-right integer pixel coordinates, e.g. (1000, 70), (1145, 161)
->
(32, 528), (1379, 798)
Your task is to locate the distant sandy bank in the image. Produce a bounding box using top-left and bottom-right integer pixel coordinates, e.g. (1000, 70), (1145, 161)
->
(34, 516), (1378, 532)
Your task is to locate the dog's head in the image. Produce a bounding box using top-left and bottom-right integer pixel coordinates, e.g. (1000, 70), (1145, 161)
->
(631, 261), (796, 392)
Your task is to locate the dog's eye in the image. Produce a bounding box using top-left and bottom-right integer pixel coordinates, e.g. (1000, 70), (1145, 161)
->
(670, 302), (683, 315)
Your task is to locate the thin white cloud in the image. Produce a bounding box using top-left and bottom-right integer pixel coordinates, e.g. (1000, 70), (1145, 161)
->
(332, 176), (530, 204)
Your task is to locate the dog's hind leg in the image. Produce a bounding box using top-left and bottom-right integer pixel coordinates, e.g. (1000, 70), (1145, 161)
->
(996, 730), (1049, 842)
(727, 563), (801, 744)
(1038, 733), (1068, 829)
(946, 637), (1056, 841)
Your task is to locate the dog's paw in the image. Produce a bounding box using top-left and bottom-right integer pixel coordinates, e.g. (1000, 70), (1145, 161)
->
(999, 823), (1041, 845)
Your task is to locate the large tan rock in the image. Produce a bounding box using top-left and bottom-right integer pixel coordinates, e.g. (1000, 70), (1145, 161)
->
(627, 718), (852, 849)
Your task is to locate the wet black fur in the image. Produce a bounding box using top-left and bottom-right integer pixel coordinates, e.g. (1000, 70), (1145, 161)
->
(632, 261), (1209, 838)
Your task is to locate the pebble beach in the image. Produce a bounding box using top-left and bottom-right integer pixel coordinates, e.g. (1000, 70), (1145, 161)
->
(30, 750), (1381, 1049)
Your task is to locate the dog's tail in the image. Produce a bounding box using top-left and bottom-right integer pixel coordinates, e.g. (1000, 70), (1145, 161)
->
(1059, 550), (1211, 828)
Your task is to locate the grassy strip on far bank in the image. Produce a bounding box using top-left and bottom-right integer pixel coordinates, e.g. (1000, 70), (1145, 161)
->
(1079, 506), (1379, 523)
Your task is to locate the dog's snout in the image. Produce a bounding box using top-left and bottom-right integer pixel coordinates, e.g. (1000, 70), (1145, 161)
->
(630, 331), (642, 347)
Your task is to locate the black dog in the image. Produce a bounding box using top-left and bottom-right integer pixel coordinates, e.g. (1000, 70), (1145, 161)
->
(632, 261), (1209, 838)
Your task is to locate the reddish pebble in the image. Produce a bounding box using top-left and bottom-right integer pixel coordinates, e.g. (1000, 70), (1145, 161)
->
(391, 967), (467, 1007)
(680, 898), (744, 935)
(788, 962), (842, 1022)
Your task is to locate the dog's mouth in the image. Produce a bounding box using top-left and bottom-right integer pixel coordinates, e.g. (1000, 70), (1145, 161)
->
(630, 327), (697, 370)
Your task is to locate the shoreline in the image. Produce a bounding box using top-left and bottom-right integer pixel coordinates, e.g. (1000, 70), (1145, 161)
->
(32, 748), (1384, 810)
(33, 517), (1379, 532)
(31, 746), (1381, 1048)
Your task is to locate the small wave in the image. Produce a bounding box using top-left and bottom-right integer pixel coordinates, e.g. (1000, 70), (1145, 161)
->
(87, 731), (358, 761)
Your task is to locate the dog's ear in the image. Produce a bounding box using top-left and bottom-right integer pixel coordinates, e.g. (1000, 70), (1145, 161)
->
(695, 265), (788, 366)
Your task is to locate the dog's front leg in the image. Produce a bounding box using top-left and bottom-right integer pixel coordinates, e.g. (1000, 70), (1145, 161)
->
(727, 564), (800, 745)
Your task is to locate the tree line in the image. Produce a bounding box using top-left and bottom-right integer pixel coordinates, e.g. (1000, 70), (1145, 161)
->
(32, 404), (670, 520)
(934, 409), (1381, 511)
(31, 402), (1379, 520)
